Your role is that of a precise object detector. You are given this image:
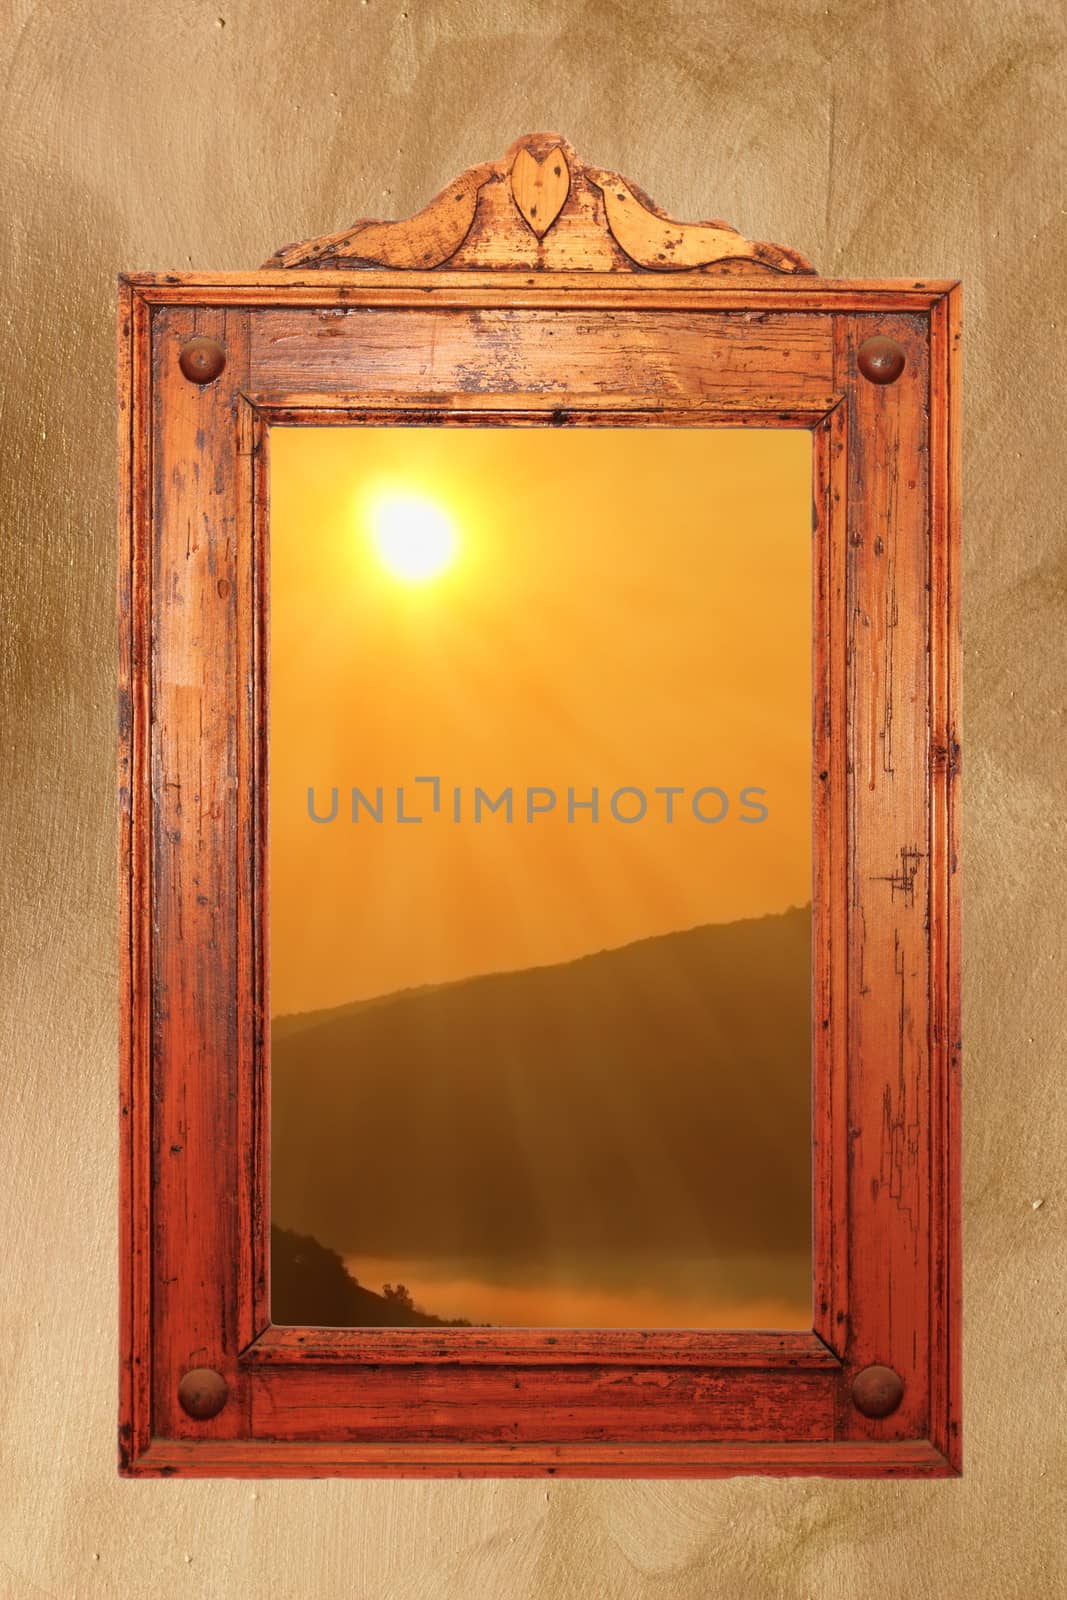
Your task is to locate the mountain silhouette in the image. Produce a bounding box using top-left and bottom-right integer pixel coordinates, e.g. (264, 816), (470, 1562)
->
(271, 1224), (470, 1327)
(271, 907), (812, 1273)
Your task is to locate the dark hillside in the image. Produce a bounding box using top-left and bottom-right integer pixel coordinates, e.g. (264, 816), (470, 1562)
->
(271, 906), (812, 1267)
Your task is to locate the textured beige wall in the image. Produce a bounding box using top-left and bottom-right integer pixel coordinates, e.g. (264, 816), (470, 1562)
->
(1, 0), (1064, 1595)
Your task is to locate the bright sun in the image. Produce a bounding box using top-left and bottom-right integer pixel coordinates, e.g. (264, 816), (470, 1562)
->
(367, 490), (458, 581)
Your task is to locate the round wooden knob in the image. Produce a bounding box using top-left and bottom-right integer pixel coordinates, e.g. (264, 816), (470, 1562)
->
(177, 1366), (229, 1420)
(851, 1363), (904, 1418)
(178, 336), (226, 385)
(857, 336), (905, 385)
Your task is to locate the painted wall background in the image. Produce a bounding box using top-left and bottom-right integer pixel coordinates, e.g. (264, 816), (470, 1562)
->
(0, 0), (1063, 1594)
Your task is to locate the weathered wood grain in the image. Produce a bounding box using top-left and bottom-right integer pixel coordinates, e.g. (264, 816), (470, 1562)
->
(117, 279), (153, 1471)
(248, 307), (833, 399)
(510, 144), (570, 238)
(246, 1326), (839, 1367)
(250, 1366), (835, 1443)
(834, 312), (933, 1446)
(811, 396), (850, 1359)
(128, 1437), (959, 1480)
(124, 272), (960, 311)
(147, 306), (252, 1442)
(265, 133), (814, 275)
(927, 287), (963, 1472)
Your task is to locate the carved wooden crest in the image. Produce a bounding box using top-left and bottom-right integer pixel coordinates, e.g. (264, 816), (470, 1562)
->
(266, 131), (813, 274)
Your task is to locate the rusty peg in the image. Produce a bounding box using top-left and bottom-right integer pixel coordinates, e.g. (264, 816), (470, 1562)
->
(857, 335), (906, 385)
(177, 1366), (229, 1420)
(178, 335), (226, 384)
(851, 1364), (905, 1418)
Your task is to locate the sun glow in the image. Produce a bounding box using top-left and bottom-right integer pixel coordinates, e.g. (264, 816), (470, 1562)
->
(367, 489), (458, 581)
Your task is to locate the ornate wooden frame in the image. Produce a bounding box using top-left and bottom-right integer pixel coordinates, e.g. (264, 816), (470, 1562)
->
(118, 133), (961, 1478)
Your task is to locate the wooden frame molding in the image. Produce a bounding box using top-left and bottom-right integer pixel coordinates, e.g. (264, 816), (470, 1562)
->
(118, 134), (961, 1479)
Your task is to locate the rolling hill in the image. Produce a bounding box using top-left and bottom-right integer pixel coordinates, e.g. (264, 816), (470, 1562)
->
(270, 906), (813, 1275)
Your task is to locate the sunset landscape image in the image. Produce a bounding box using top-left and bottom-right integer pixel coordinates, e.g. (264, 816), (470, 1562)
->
(268, 424), (813, 1329)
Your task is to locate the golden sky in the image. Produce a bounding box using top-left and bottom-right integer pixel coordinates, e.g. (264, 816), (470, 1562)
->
(269, 425), (812, 1016)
